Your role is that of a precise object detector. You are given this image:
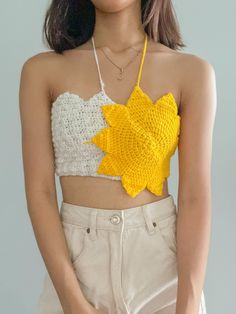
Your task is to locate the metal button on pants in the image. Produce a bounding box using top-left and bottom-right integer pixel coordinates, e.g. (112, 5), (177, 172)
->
(110, 214), (121, 225)
(37, 194), (207, 314)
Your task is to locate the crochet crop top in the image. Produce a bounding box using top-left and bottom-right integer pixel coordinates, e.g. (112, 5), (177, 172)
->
(51, 34), (181, 198)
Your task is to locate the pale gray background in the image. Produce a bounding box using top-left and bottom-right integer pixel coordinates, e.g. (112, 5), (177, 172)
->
(0, 0), (235, 313)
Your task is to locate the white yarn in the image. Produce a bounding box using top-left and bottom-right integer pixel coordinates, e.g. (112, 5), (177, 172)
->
(51, 91), (121, 180)
(51, 37), (120, 179)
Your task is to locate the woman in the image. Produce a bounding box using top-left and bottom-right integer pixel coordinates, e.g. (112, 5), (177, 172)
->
(19, 0), (216, 313)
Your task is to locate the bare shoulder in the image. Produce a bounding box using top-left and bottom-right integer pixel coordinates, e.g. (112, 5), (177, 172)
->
(153, 40), (215, 81)
(156, 46), (217, 107)
(177, 52), (216, 104)
(176, 51), (215, 83)
(21, 50), (62, 80)
(148, 40), (216, 106)
(20, 51), (65, 103)
(170, 51), (217, 112)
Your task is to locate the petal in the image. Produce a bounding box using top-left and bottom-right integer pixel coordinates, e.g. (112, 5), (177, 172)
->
(121, 173), (147, 198)
(126, 86), (153, 122)
(146, 167), (166, 196)
(101, 104), (128, 127)
(86, 127), (110, 153)
(94, 127), (130, 154)
(96, 153), (125, 176)
(146, 179), (164, 196)
(139, 106), (181, 148)
(155, 92), (179, 115)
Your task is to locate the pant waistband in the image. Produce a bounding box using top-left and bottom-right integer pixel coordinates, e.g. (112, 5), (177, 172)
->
(60, 195), (177, 240)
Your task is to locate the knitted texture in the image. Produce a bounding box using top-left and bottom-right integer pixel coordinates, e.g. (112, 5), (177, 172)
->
(51, 33), (181, 198)
(83, 85), (181, 197)
(51, 91), (121, 180)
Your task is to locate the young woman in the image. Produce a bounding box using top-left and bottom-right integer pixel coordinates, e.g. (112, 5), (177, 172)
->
(19, 0), (216, 313)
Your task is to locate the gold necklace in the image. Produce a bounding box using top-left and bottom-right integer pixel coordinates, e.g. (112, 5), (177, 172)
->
(101, 45), (141, 81)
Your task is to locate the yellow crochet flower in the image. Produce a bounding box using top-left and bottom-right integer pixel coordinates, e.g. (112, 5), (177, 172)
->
(83, 86), (181, 198)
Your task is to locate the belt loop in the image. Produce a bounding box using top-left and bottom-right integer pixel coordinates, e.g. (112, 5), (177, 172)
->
(141, 205), (157, 235)
(88, 210), (97, 241)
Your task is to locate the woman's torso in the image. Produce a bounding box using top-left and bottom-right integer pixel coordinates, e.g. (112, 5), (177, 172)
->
(48, 36), (182, 209)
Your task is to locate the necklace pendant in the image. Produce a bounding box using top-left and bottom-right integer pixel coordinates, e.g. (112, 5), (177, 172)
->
(117, 68), (124, 81)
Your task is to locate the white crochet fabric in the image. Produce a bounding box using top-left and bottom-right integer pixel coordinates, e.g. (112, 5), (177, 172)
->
(51, 35), (125, 180)
(51, 90), (121, 180)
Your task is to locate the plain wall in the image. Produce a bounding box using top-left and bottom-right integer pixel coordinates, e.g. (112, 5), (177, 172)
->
(0, 0), (235, 313)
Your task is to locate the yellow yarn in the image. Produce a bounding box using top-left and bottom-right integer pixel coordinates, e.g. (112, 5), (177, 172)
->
(83, 34), (181, 197)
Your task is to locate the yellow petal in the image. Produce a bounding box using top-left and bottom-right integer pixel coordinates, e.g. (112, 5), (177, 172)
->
(146, 179), (165, 196)
(91, 127), (130, 154)
(101, 104), (128, 127)
(121, 173), (147, 198)
(125, 86), (153, 123)
(155, 92), (179, 115)
(96, 153), (125, 176)
(126, 85), (153, 108)
(87, 127), (110, 152)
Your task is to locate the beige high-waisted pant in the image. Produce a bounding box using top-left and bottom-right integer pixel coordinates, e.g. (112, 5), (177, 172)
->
(37, 194), (207, 314)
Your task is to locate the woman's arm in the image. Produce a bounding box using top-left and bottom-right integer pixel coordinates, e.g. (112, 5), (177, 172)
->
(19, 53), (93, 314)
(175, 55), (217, 314)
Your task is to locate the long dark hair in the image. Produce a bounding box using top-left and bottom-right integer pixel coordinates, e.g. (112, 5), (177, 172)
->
(43, 0), (184, 54)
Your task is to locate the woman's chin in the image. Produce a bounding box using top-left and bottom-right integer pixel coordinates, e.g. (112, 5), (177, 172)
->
(91, 0), (137, 14)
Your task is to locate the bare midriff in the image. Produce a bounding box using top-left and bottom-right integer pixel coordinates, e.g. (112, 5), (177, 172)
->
(59, 176), (170, 210)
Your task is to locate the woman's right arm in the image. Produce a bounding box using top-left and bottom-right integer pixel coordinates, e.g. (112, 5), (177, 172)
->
(18, 53), (97, 314)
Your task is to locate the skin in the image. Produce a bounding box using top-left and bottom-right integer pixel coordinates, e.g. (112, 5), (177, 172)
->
(19, 0), (216, 313)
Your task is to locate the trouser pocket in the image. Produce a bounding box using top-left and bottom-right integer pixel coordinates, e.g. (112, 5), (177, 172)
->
(62, 221), (88, 265)
(146, 211), (177, 258)
(156, 213), (177, 256)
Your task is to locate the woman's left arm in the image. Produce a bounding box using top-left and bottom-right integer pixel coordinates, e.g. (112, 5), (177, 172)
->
(175, 55), (217, 314)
